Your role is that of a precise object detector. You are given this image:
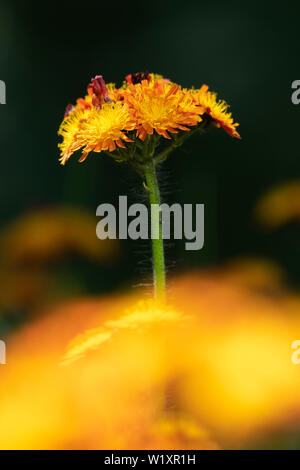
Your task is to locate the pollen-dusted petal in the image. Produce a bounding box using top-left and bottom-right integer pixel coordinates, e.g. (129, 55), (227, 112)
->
(58, 107), (93, 165)
(61, 299), (189, 365)
(116, 139), (126, 148)
(157, 129), (171, 139)
(78, 151), (90, 163)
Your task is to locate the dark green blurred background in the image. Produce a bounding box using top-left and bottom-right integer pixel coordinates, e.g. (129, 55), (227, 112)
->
(0, 0), (300, 314)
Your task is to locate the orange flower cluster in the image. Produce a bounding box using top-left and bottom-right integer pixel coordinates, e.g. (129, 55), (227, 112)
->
(58, 73), (240, 165)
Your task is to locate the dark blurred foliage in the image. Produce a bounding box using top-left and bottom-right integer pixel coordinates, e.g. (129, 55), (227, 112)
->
(0, 0), (300, 296)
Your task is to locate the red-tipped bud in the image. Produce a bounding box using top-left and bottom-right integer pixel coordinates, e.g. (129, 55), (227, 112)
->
(87, 75), (112, 108)
(64, 104), (75, 117)
(126, 72), (150, 85)
(76, 98), (91, 110)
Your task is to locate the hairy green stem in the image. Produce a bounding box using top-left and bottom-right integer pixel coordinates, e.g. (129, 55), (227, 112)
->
(143, 161), (166, 302)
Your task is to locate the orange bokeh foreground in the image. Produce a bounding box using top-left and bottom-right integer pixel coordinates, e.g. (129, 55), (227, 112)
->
(0, 270), (300, 449)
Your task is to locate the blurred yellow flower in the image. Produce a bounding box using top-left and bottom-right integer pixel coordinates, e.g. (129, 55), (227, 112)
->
(61, 300), (188, 365)
(0, 270), (300, 449)
(0, 207), (118, 312)
(0, 207), (116, 266)
(255, 180), (300, 228)
(219, 257), (284, 292)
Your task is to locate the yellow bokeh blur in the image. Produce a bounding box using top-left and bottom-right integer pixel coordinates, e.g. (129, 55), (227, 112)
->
(0, 269), (300, 449)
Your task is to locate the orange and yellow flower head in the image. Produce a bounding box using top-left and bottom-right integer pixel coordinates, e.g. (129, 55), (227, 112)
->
(121, 76), (204, 140)
(58, 73), (241, 165)
(193, 85), (241, 139)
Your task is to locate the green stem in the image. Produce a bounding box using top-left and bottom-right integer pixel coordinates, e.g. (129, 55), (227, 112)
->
(153, 129), (194, 164)
(143, 160), (166, 302)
